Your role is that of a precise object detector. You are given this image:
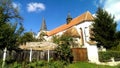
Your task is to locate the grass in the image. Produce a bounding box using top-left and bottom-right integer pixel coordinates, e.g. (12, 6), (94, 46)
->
(0, 60), (119, 68)
(67, 62), (117, 68)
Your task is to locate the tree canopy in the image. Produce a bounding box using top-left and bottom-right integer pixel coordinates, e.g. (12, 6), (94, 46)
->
(91, 7), (118, 49)
(0, 0), (24, 50)
(52, 35), (73, 62)
(19, 32), (36, 44)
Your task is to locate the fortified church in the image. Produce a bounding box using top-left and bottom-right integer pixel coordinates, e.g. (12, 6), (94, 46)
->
(20, 11), (99, 62)
(36, 11), (96, 47)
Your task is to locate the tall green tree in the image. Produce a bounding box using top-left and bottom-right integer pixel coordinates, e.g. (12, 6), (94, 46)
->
(91, 8), (118, 49)
(0, 0), (24, 50)
(116, 31), (120, 40)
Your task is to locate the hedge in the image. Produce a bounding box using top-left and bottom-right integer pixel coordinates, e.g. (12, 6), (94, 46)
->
(99, 51), (120, 62)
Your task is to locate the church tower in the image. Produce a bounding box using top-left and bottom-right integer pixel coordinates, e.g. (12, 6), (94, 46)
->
(66, 13), (72, 24)
(40, 18), (47, 31)
(36, 18), (47, 38)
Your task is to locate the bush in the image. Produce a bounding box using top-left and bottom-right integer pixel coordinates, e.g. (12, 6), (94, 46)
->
(48, 61), (65, 68)
(26, 60), (66, 68)
(99, 51), (120, 62)
(52, 35), (73, 63)
(99, 51), (111, 62)
(0, 59), (2, 65)
(111, 43), (120, 51)
(0, 59), (67, 68)
(28, 60), (47, 68)
(12, 62), (21, 68)
(3, 62), (22, 68)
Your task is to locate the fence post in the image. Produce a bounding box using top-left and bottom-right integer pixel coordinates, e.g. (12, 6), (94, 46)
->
(2, 47), (7, 68)
(48, 50), (50, 62)
(29, 48), (32, 62)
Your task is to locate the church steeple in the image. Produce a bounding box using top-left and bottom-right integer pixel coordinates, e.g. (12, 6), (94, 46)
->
(66, 12), (72, 24)
(40, 18), (47, 31)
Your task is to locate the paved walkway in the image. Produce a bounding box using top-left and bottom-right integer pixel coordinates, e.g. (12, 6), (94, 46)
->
(91, 61), (120, 66)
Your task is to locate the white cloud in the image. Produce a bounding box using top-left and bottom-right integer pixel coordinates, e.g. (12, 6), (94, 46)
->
(103, 0), (120, 22)
(27, 2), (45, 12)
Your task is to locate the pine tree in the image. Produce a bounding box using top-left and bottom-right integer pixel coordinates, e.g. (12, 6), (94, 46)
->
(91, 8), (118, 49)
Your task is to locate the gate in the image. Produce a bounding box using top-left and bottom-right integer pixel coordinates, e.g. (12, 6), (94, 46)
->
(72, 48), (88, 62)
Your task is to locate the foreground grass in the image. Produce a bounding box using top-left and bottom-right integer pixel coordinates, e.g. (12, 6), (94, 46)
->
(67, 62), (117, 68)
(0, 60), (119, 68)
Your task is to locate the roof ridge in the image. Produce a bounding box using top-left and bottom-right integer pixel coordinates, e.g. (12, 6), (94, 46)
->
(70, 11), (91, 22)
(85, 11), (94, 21)
(85, 11), (88, 20)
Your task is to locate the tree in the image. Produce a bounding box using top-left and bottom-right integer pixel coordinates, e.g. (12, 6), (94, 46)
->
(116, 31), (120, 40)
(0, 0), (23, 23)
(91, 7), (118, 49)
(52, 35), (73, 63)
(0, 23), (24, 50)
(19, 32), (36, 44)
(0, 0), (24, 50)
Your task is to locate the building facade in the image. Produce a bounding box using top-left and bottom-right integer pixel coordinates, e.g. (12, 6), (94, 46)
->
(37, 11), (96, 48)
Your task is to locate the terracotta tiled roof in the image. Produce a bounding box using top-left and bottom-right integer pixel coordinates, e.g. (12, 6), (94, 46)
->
(47, 11), (94, 36)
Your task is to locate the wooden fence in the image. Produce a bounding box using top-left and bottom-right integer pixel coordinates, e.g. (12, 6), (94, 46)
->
(0, 48), (88, 62)
(72, 48), (88, 62)
(0, 50), (56, 62)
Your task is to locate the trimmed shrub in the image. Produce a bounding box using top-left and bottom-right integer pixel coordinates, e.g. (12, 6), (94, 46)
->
(99, 51), (120, 62)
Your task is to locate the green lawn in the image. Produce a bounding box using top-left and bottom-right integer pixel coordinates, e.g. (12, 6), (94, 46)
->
(0, 60), (119, 68)
(67, 62), (118, 68)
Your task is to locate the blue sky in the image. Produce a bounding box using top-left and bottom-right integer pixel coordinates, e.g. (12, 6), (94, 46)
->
(13, 0), (120, 34)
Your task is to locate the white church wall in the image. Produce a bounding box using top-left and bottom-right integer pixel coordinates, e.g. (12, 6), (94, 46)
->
(84, 27), (90, 41)
(36, 32), (40, 38)
(76, 38), (81, 47)
(75, 21), (93, 47)
(87, 45), (99, 63)
(43, 36), (50, 41)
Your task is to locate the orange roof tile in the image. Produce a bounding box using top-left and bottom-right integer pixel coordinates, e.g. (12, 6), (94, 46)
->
(47, 11), (94, 36)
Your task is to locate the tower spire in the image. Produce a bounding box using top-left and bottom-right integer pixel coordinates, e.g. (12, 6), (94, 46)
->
(40, 18), (47, 31)
(66, 12), (72, 24)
